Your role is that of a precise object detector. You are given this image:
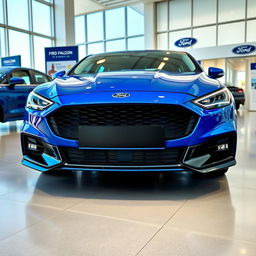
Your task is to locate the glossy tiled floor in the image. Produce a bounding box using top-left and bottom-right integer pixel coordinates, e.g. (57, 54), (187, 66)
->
(0, 111), (256, 256)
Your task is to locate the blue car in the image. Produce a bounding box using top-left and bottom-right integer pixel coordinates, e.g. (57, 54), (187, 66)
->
(21, 50), (237, 176)
(0, 67), (52, 122)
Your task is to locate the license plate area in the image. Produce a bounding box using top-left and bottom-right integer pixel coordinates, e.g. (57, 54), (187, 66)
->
(79, 126), (165, 148)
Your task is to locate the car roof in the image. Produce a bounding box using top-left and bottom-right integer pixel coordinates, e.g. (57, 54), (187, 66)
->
(0, 67), (12, 72)
(89, 50), (188, 57)
(0, 67), (49, 76)
(0, 66), (38, 71)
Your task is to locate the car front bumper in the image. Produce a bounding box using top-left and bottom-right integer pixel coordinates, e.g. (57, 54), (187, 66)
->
(21, 132), (236, 173)
(20, 98), (237, 173)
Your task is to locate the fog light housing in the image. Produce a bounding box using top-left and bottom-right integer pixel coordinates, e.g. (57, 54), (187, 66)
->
(21, 134), (62, 167)
(28, 143), (38, 151)
(183, 133), (236, 169)
(217, 144), (229, 151)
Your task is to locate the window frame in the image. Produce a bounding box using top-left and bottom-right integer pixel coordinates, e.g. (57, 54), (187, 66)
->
(156, 0), (256, 49)
(0, 0), (55, 70)
(31, 69), (52, 84)
(75, 6), (145, 57)
(8, 68), (33, 85)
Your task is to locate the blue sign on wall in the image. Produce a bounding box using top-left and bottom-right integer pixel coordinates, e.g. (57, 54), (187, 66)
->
(251, 63), (256, 70)
(1, 55), (21, 67)
(174, 38), (197, 48)
(232, 45), (256, 55)
(45, 46), (79, 76)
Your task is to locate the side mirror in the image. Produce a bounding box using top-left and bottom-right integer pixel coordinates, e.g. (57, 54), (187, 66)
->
(208, 67), (224, 79)
(52, 70), (66, 79)
(9, 77), (26, 86)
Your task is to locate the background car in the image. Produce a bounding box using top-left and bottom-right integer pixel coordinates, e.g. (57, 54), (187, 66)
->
(21, 50), (237, 176)
(225, 84), (245, 110)
(0, 67), (52, 122)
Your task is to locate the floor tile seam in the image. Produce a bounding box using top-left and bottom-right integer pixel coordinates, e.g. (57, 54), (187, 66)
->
(135, 200), (188, 256)
(0, 197), (67, 211)
(61, 198), (91, 211)
(162, 226), (256, 245)
(66, 208), (161, 228)
(184, 197), (256, 206)
(0, 210), (63, 243)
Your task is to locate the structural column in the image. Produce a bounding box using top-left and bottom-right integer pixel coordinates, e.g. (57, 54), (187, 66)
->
(54, 0), (75, 46)
(144, 2), (156, 50)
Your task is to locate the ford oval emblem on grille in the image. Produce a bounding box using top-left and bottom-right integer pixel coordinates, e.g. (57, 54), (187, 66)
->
(112, 93), (130, 98)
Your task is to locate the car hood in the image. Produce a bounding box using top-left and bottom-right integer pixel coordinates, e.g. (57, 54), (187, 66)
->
(35, 71), (222, 99)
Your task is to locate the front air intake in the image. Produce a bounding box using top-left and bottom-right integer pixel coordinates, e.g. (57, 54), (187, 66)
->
(47, 104), (198, 141)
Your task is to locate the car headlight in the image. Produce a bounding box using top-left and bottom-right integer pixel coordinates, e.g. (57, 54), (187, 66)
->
(26, 92), (53, 110)
(192, 88), (231, 109)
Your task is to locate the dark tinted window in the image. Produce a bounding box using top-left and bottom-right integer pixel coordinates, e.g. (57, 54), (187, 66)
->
(10, 70), (31, 85)
(70, 51), (202, 76)
(34, 71), (51, 84)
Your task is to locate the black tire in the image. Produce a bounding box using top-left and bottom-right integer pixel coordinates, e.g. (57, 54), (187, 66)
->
(194, 168), (228, 178)
(235, 103), (240, 110)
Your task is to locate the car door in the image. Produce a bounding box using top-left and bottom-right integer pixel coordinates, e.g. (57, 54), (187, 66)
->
(0, 74), (11, 122)
(6, 69), (35, 120)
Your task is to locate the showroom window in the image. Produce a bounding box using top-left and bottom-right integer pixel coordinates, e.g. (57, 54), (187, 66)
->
(0, 0), (3, 24)
(75, 6), (144, 59)
(157, 0), (256, 50)
(8, 30), (31, 67)
(0, 0), (54, 72)
(106, 8), (125, 40)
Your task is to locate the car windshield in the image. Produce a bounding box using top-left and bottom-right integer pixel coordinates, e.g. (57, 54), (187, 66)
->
(70, 51), (202, 76)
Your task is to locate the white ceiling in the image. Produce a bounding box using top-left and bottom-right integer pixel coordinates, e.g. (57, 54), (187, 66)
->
(75, 0), (162, 15)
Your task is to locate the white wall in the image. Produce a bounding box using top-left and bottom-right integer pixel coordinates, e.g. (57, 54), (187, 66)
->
(187, 44), (256, 61)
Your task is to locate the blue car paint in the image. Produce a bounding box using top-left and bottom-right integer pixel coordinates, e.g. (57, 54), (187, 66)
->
(0, 84), (34, 122)
(21, 92), (235, 148)
(0, 67), (51, 122)
(35, 71), (221, 99)
(20, 51), (237, 173)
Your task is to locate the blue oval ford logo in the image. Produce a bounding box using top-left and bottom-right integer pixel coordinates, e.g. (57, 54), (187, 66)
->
(112, 93), (130, 98)
(174, 37), (197, 48)
(232, 45), (256, 55)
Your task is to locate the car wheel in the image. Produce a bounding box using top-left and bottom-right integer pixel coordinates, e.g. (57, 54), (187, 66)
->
(194, 168), (228, 178)
(235, 103), (240, 110)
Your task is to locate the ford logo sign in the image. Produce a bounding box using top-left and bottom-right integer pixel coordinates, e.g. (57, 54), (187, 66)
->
(112, 93), (130, 98)
(174, 37), (197, 48)
(232, 45), (256, 55)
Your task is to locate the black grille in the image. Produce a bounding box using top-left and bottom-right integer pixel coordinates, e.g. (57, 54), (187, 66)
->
(61, 147), (185, 166)
(48, 104), (198, 140)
